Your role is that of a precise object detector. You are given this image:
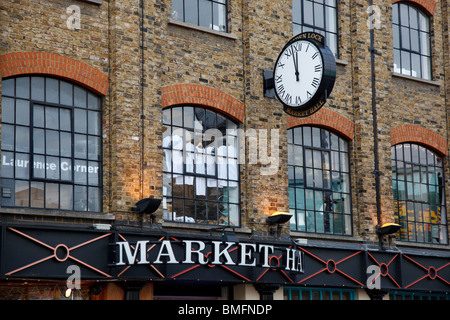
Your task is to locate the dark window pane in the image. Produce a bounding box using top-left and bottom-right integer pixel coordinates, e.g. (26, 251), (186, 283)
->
(2, 97), (14, 124)
(46, 78), (59, 104)
(16, 77), (29, 99)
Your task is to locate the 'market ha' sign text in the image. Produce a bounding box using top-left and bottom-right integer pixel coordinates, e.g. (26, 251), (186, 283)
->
(115, 239), (304, 273)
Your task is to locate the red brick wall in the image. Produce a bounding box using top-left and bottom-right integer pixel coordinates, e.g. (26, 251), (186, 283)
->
(391, 125), (448, 156)
(287, 108), (355, 140)
(161, 84), (245, 123)
(0, 52), (109, 96)
(392, 0), (436, 15)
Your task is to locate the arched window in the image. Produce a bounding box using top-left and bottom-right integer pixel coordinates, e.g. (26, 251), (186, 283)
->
(391, 143), (448, 244)
(288, 126), (351, 235)
(292, 0), (338, 56)
(162, 106), (240, 226)
(1, 76), (102, 212)
(393, 2), (431, 80)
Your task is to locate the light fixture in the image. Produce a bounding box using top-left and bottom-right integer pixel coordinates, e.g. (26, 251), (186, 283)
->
(377, 223), (400, 250)
(65, 288), (72, 298)
(376, 223), (400, 236)
(266, 211), (292, 224)
(132, 198), (161, 215)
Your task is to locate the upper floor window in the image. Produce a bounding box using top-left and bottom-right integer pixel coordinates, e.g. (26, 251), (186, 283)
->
(162, 106), (240, 226)
(171, 0), (228, 32)
(393, 3), (431, 80)
(288, 126), (351, 235)
(1, 76), (102, 212)
(292, 0), (338, 56)
(392, 143), (448, 244)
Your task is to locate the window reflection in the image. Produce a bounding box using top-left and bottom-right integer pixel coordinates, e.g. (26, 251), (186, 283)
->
(162, 106), (240, 227)
(288, 126), (352, 235)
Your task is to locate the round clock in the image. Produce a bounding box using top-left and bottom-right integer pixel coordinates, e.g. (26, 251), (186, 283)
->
(273, 32), (336, 117)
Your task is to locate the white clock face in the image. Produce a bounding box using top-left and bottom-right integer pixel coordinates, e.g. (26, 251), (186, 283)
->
(274, 40), (324, 108)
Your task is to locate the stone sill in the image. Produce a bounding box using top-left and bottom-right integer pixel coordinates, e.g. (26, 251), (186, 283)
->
(0, 207), (115, 221)
(168, 19), (239, 40)
(392, 72), (441, 87)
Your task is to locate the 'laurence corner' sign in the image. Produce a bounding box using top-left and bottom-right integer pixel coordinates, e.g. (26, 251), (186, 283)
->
(113, 238), (304, 281)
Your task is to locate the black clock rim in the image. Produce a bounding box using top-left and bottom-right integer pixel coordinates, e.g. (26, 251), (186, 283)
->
(273, 38), (327, 109)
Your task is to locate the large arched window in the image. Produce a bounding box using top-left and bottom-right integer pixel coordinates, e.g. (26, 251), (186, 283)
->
(288, 126), (351, 235)
(162, 106), (240, 226)
(393, 2), (431, 80)
(392, 143), (448, 244)
(1, 76), (102, 212)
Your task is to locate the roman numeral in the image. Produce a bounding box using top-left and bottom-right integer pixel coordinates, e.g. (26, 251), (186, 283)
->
(312, 52), (319, 60)
(277, 84), (286, 98)
(296, 96), (302, 105)
(277, 61), (285, 69)
(275, 74), (283, 83)
(284, 93), (292, 104)
(311, 77), (320, 88)
(315, 65), (322, 72)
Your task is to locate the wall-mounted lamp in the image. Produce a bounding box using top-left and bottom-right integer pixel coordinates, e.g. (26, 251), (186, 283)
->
(266, 211), (292, 225)
(266, 212), (292, 237)
(376, 223), (400, 250)
(131, 198), (162, 226)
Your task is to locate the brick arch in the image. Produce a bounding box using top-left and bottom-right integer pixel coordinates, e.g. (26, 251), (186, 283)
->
(391, 125), (447, 156)
(161, 84), (245, 123)
(392, 0), (436, 16)
(0, 52), (109, 96)
(287, 108), (355, 140)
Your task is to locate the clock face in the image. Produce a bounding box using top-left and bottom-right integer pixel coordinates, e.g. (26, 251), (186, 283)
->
(274, 39), (324, 108)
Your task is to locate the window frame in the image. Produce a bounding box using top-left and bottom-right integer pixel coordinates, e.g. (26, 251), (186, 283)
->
(1, 76), (103, 212)
(162, 105), (240, 227)
(392, 2), (432, 80)
(292, 0), (339, 57)
(171, 0), (228, 33)
(284, 286), (356, 300)
(391, 143), (448, 244)
(288, 126), (352, 236)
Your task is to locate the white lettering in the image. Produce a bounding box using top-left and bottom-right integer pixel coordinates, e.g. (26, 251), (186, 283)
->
(211, 241), (235, 265)
(239, 243), (256, 266)
(116, 240), (149, 266)
(259, 244), (274, 268)
(154, 240), (178, 264)
(182, 240), (208, 265)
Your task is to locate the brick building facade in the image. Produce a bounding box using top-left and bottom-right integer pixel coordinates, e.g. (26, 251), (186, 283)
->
(0, 0), (448, 300)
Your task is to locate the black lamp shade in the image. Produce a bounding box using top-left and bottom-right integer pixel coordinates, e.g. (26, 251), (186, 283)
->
(135, 198), (161, 214)
(266, 212), (292, 224)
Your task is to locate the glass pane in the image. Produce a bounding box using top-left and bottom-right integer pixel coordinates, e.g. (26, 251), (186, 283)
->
(46, 183), (59, 208)
(293, 0), (302, 24)
(15, 180), (29, 207)
(60, 81), (73, 106)
(15, 126), (29, 152)
(401, 26), (410, 50)
(46, 130), (59, 156)
(74, 86), (87, 108)
(30, 181), (44, 208)
(74, 185), (87, 211)
(74, 134), (87, 158)
(199, 0), (212, 28)
(46, 156), (60, 180)
(16, 77), (30, 99)
(394, 49), (401, 73)
(33, 105), (45, 128)
(45, 107), (59, 130)
(213, 2), (226, 31)
(61, 158), (72, 181)
(326, 6), (336, 32)
(185, 0), (198, 25)
(172, 0), (184, 21)
(74, 160), (87, 184)
(314, 2), (324, 28)
(304, 0), (313, 25)
(88, 136), (101, 160)
(33, 155), (46, 179)
(46, 78), (59, 104)
(74, 109), (87, 133)
(1, 124), (15, 151)
(2, 78), (14, 96)
(16, 100), (29, 126)
(411, 53), (421, 78)
(31, 77), (45, 101)
(393, 24), (400, 48)
(88, 161), (100, 186)
(2, 97), (14, 123)
(33, 128), (45, 154)
(15, 153), (29, 179)
(59, 108), (71, 131)
(401, 51), (411, 75)
(1, 152), (14, 178)
(87, 92), (100, 110)
(60, 184), (73, 210)
(88, 187), (101, 212)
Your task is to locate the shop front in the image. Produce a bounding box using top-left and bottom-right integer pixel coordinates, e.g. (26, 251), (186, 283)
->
(0, 223), (448, 300)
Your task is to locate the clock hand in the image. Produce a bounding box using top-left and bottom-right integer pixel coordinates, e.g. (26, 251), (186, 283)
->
(295, 51), (300, 82)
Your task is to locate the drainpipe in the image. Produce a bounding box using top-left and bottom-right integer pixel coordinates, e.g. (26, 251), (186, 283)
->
(368, 0), (383, 245)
